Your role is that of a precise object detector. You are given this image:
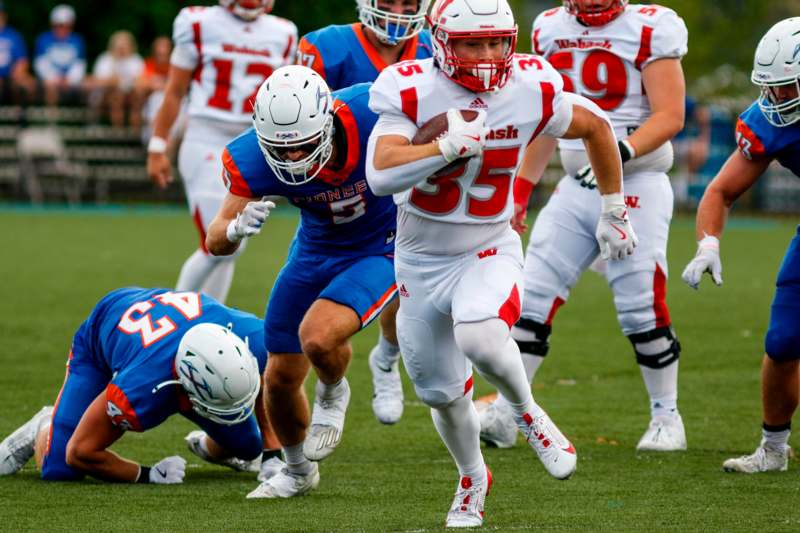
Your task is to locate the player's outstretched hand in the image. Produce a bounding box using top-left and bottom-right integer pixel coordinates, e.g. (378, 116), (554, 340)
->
(573, 163), (598, 189)
(510, 202), (528, 235)
(438, 109), (489, 163)
(681, 235), (722, 289)
(147, 152), (173, 189)
(596, 193), (637, 260)
(226, 198), (276, 243)
(149, 455), (187, 484)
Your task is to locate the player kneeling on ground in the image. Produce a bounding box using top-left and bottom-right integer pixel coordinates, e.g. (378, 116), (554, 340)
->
(206, 66), (399, 498)
(0, 287), (284, 485)
(682, 18), (800, 474)
(366, 0), (635, 527)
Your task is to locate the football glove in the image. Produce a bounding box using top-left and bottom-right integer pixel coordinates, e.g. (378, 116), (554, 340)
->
(572, 140), (635, 190)
(438, 109), (489, 163)
(226, 198), (276, 243)
(681, 235), (722, 289)
(595, 192), (637, 260)
(149, 455), (187, 484)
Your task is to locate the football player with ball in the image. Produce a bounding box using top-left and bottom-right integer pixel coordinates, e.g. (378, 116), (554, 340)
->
(366, 0), (635, 526)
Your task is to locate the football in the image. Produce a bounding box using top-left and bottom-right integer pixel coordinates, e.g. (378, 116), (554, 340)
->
(411, 110), (480, 174)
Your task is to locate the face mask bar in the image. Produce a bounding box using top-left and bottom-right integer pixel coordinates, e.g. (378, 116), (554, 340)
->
(437, 29), (517, 93)
(563, 0), (627, 27)
(256, 115), (335, 185)
(359, 1), (428, 45)
(755, 77), (800, 128)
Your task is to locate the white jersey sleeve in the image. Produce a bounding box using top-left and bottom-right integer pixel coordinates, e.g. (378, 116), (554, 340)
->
(170, 7), (201, 71)
(369, 69), (418, 140)
(534, 57), (573, 139)
(645, 8), (688, 67)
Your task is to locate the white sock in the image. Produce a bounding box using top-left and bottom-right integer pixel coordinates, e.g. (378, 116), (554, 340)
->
(455, 320), (537, 420)
(634, 336), (679, 418)
(431, 395), (486, 484)
(762, 427), (791, 451)
(373, 334), (400, 369)
(522, 353), (545, 383)
(201, 259), (235, 303)
(317, 378), (346, 401)
(176, 249), (218, 293)
(283, 443), (313, 475)
(198, 434), (211, 456)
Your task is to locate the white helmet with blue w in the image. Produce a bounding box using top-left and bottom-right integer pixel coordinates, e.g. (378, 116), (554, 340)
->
(253, 65), (334, 185)
(357, 0), (432, 45)
(752, 17), (800, 127)
(169, 323), (261, 426)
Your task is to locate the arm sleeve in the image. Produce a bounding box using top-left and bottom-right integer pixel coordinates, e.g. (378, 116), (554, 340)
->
(537, 60), (573, 139)
(282, 24), (299, 65)
(734, 116), (769, 161)
(170, 9), (200, 70)
(296, 35), (327, 79)
(645, 10), (688, 67)
(105, 383), (144, 432)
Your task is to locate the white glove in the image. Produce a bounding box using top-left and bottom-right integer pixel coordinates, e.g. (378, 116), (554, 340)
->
(595, 192), (638, 260)
(149, 455), (187, 484)
(226, 198), (276, 243)
(438, 109), (488, 163)
(573, 163), (598, 189)
(681, 235), (722, 289)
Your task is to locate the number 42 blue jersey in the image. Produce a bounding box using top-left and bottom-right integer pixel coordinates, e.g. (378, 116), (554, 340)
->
(222, 83), (396, 257)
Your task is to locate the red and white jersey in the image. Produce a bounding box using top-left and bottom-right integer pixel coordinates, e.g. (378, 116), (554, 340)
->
(171, 5), (297, 125)
(532, 4), (687, 151)
(369, 55), (572, 225)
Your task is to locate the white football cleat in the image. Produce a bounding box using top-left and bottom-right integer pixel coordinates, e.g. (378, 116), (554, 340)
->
(368, 346), (404, 425)
(0, 406), (53, 476)
(185, 430), (261, 473)
(246, 462), (320, 499)
(445, 468), (492, 528)
(477, 400), (517, 449)
(518, 411), (576, 480)
(636, 414), (687, 452)
(304, 378), (350, 461)
(723, 441), (790, 473)
(258, 455), (288, 482)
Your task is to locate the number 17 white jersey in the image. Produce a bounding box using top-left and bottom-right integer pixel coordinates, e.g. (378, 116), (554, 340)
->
(369, 56), (573, 225)
(532, 4), (687, 151)
(171, 5), (298, 125)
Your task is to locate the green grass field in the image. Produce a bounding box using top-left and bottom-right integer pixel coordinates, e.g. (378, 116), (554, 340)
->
(0, 207), (798, 532)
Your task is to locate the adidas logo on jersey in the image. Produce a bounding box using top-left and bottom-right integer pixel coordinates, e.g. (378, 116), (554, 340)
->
(486, 125), (518, 140)
(469, 97), (488, 109)
(399, 284), (410, 298)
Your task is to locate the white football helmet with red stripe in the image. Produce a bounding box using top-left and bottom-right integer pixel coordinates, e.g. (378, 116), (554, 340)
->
(429, 0), (517, 93)
(563, 0), (627, 27)
(253, 65), (335, 185)
(357, 0), (432, 45)
(752, 17), (800, 127)
(219, 0), (273, 21)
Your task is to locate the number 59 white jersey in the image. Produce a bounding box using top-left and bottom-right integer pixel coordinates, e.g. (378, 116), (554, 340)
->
(368, 56), (573, 225)
(532, 4), (687, 151)
(171, 5), (298, 125)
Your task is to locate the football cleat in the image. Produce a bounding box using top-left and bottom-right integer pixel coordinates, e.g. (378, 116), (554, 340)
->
(304, 378), (351, 461)
(258, 455), (288, 482)
(185, 430), (261, 473)
(445, 468), (493, 528)
(368, 346), (404, 425)
(636, 414), (687, 452)
(517, 411), (576, 480)
(246, 462), (320, 499)
(0, 406), (54, 476)
(477, 399), (518, 449)
(722, 441), (790, 473)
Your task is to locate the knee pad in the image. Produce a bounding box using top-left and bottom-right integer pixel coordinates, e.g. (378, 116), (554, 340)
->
(628, 326), (680, 369)
(765, 328), (800, 362)
(511, 317), (552, 357)
(454, 319), (508, 367)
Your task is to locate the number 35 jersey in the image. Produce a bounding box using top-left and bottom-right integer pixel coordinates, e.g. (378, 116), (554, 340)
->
(222, 83), (397, 257)
(532, 4), (687, 151)
(368, 56), (573, 225)
(171, 5), (298, 125)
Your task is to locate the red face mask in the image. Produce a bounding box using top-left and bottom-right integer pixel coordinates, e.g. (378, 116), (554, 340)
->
(563, 0), (627, 27)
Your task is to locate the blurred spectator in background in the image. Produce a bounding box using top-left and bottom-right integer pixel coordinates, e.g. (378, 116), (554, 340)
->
(88, 30), (144, 128)
(137, 36), (175, 141)
(34, 4), (86, 107)
(0, 1), (35, 105)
